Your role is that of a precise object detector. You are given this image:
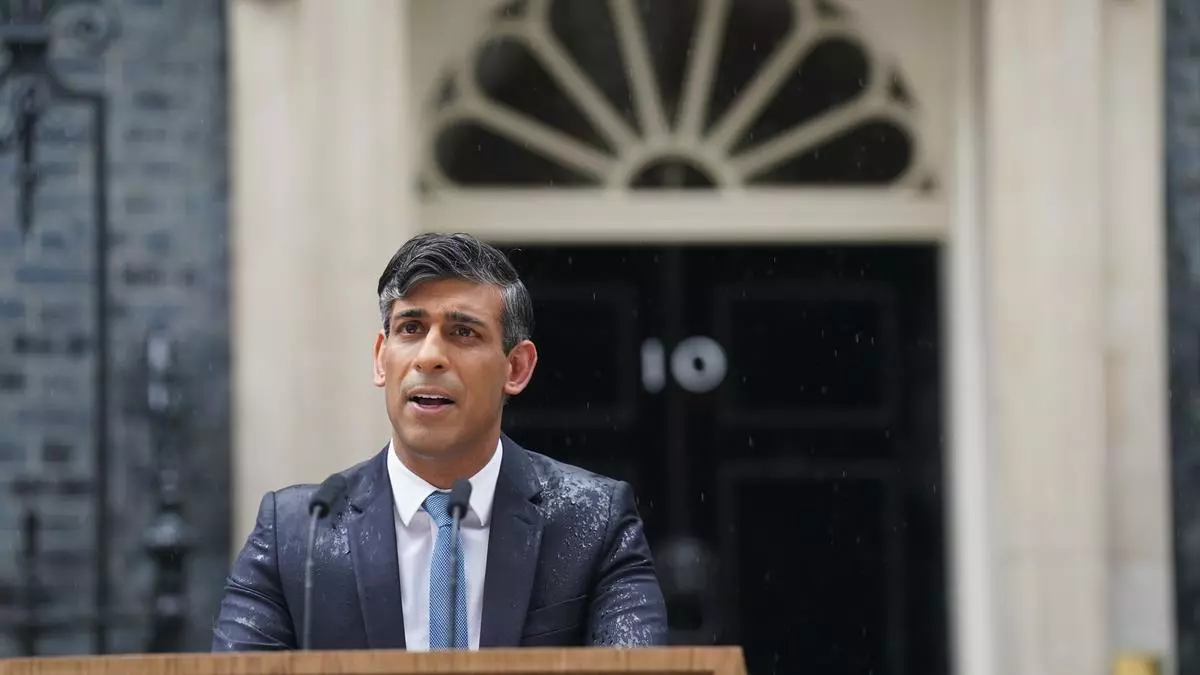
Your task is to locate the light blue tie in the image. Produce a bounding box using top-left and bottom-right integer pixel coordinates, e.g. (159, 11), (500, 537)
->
(423, 491), (468, 649)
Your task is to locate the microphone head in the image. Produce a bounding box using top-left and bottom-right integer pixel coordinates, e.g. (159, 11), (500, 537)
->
(309, 473), (349, 518)
(448, 478), (472, 519)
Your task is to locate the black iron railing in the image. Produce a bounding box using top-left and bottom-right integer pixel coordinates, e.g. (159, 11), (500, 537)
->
(1, 0), (112, 654)
(1, 0), (191, 656)
(142, 331), (192, 653)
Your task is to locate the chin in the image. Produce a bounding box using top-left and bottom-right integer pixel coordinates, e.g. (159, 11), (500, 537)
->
(396, 429), (459, 459)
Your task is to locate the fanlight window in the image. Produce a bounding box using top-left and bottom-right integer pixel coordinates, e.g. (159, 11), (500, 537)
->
(422, 0), (926, 190)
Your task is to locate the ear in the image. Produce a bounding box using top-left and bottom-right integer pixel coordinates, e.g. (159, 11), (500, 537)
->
(503, 340), (538, 396)
(373, 330), (387, 387)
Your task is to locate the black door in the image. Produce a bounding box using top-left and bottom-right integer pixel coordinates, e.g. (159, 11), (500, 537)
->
(499, 244), (946, 675)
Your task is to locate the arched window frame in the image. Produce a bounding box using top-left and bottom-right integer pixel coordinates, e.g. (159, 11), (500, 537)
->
(413, 0), (952, 243)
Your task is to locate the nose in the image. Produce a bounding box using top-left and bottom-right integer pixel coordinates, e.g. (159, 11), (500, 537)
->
(412, 331), (449, 372)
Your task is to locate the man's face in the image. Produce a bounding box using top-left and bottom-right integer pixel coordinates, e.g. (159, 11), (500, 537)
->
(373, 278), (537, 460)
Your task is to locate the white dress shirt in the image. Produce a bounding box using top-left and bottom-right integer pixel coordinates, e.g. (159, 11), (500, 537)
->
(386, 438), (502, 651)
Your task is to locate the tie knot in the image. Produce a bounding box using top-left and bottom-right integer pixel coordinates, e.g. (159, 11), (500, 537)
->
(422, 491), (455, 528)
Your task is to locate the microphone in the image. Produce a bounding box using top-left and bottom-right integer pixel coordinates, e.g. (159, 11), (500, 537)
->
(445, 478), (471, 649)
(303, 473), (348, 651)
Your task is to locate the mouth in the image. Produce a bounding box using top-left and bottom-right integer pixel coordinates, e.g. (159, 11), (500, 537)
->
(406, 390), (456, 412)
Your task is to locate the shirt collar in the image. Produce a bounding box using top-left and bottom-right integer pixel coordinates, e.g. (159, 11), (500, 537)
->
(386, 437), (503, 528)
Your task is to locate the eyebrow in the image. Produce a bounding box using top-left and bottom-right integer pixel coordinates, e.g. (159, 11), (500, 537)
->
(391, 308), (487, 327)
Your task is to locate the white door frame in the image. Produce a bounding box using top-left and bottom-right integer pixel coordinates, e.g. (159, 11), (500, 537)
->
(421, 191), (943, 243)
(413, 3), (994, 675)
(230, 0), (1174, 668)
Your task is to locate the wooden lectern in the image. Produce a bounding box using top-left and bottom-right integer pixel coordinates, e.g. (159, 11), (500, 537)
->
(0, 646), (747, 675)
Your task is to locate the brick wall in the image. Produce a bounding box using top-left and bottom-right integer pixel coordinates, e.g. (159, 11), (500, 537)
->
(0, 0), (230, 655)
(1168, 0), (1200, 670)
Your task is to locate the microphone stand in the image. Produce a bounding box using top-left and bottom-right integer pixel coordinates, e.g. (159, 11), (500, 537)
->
(303, 474), (348, 650)
(302, 512), (320, 651)
(445, 479), (472, 649)
(447, 513), (462, 648)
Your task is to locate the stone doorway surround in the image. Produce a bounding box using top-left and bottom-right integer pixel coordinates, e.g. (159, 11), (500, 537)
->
(226, 1), (1172, 672)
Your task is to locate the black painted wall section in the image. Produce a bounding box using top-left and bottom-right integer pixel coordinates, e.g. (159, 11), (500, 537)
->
(1168, 0), (1200, 670)
(0, 0), (230, 655)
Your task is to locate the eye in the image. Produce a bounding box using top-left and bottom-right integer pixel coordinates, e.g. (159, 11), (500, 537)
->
(453, 325), (477, 338)
(398, 321), (422, 334)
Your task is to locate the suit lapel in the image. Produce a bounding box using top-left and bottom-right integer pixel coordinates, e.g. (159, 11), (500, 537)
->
(480, 437), (544, 647)
(347, 447), (407, 649)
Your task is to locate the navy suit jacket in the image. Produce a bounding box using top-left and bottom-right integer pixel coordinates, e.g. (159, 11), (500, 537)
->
(211, 436), (668, 650)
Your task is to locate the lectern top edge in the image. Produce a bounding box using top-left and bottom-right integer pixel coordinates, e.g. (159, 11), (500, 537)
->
(0, 645), (748, 675)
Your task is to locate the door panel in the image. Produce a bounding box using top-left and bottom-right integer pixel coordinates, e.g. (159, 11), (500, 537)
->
(498, 244), (946, 675)
(721, 467), (897, 675)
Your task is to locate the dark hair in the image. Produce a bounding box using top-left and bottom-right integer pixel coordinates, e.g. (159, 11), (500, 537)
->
(377, 233), (534, 352)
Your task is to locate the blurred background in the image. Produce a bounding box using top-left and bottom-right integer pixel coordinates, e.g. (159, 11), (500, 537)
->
(0, 0), (1191, 674)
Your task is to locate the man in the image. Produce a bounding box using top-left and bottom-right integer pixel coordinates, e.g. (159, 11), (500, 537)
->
(212, 233), (667, 650)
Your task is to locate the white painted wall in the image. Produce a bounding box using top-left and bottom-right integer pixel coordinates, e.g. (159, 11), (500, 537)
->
(1103, 0), (1173, 667)
(228, 0), (415, 541)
